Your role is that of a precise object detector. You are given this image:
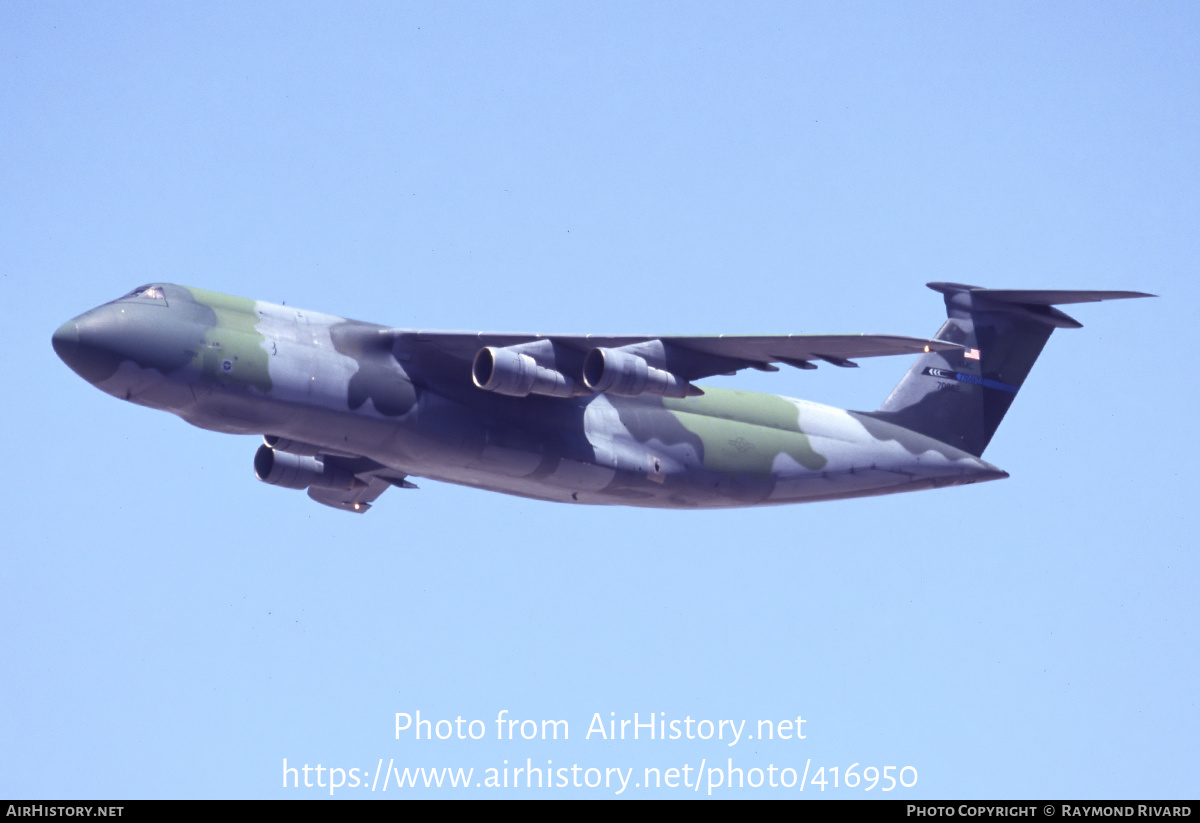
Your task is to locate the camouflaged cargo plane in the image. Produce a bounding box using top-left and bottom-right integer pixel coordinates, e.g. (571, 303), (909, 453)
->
(52, 283), (1150, 512)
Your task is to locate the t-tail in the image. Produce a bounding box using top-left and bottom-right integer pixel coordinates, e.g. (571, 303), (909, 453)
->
(869, 283), (1153, 457)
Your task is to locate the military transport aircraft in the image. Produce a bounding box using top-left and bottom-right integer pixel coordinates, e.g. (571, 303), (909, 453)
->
(52, 283), (1150, 512)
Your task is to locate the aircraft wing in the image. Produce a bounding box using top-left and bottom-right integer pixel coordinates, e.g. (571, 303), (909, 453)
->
(654, 333), (962, 373)
(304, 455), (416, 513)
(388, 330), (963, 381)
(307, 476), (394, 513)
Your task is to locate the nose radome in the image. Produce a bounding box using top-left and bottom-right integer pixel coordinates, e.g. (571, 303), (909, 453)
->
(52, 312), (123, 385)
(52, 320), (79, 362)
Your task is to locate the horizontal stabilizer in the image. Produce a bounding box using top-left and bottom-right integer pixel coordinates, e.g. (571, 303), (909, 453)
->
(927, 283), (1154, 329)
(928, 283), (1155, 306)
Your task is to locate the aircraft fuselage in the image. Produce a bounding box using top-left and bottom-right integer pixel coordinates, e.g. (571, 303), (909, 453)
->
(53, 284), (1007, 510)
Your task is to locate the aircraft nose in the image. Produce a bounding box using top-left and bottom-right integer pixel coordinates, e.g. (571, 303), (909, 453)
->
(51, 309), (124, 384)
(51, 320), (79, 361)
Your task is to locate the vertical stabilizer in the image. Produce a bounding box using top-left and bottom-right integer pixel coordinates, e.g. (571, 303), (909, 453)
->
(869, 283), (1152, 457)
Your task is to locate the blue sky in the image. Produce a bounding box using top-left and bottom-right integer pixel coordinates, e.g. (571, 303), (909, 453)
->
(3, 2), (1196, 798)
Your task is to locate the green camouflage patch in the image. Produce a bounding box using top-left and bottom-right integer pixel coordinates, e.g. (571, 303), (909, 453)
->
(665, 387), (827, 473)
(186, 287), (272, 393)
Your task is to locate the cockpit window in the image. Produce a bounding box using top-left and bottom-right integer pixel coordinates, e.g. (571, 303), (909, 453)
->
(118, 284), (169, 306)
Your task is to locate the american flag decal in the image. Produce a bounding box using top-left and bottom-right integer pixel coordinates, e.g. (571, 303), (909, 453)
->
(964, 348), (981, 360)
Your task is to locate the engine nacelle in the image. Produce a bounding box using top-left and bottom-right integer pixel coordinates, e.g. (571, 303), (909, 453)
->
(254, 445), (363, 491)
(262, 435), (359, 459)
(262, 435), (320, 456)
(582, 347), (697, 397)
(472, 346), (574, 398)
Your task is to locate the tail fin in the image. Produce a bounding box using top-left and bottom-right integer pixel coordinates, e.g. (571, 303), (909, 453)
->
(869, 283), (1152, 457)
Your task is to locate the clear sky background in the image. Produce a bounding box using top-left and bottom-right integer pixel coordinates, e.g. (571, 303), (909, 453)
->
(3, 2), (1196, 799)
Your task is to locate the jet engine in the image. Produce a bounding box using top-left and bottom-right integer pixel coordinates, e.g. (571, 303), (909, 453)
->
(254, 444), (364, 491)
(472, 345), (574, 398)
(582, 347), (699, 397)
